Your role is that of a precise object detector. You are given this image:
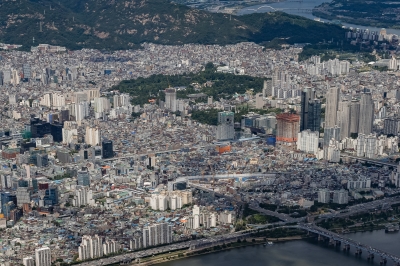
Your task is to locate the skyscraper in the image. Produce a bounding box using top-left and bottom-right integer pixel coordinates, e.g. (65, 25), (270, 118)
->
(325, 86), (340, 128)
(35, 246), (51, 266)
(300, 88), (321, 132)
(0, 192), (17, 218)
(102, 140), (113, 159)
(337, 101), (351, 139)
(216, 111), (234, 141)
(307, 99), (321, 132)
(350, 100), (360, 135)
(77, 167), (90, 187)
(50, 123), (63, 143)
(358, 92), (374, 135)
(165, 88), (177, 112)
(22, 64), (31, 82)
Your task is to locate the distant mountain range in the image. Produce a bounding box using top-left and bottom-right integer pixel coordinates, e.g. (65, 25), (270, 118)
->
(0, 0), (347, 50)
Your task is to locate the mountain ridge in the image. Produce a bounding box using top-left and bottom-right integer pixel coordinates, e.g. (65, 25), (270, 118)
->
(0, 0), (347, 50)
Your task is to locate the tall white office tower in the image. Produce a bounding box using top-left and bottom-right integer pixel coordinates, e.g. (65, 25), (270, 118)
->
(337, 101), (351, 140)
(216, 111), (234, 141)
(325, 86), (340, 128)
(165, 88), (177, 112)
(35, 247), (51, 266)
(358, 92), (374, 135)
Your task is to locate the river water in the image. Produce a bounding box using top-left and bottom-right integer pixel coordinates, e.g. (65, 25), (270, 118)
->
(158, 229), (400, 266)
(236, 0), (400, 36)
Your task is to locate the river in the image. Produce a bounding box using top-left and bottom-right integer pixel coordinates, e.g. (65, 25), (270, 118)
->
(158, 230), (400, 266)
(236, 0), (400, 36)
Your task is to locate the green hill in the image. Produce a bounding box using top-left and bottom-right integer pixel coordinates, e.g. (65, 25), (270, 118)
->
(0, 0), (347, 50)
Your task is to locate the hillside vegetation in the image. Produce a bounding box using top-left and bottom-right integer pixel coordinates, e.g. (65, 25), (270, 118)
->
(113, 63), (264, 106)
(0, 0), (347, 50)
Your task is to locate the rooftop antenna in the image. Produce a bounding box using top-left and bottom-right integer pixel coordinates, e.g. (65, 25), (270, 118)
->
(32, 37), (35, 44)
(166, 76), (171, 88)
(73, 16), (75, 22)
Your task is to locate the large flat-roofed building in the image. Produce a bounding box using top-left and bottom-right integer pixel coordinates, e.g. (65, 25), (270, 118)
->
(276, 113), (300, 143)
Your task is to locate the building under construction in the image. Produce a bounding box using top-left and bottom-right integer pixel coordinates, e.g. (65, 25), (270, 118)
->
(276, 113), (300, 143)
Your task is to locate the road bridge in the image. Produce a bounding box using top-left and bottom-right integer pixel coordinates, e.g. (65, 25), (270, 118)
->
(299, 224), (400, 265)
(341, 154), (397, 167)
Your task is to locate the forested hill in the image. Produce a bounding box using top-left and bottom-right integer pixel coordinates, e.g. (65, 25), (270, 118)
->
(0, 0), (347, 50)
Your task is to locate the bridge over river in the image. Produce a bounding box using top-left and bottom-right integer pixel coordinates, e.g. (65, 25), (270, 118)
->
(298, 224), (400, 265)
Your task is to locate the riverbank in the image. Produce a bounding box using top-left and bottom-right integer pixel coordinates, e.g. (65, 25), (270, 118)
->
(136, 235), (307, 266)
(236, 0), (400, 36)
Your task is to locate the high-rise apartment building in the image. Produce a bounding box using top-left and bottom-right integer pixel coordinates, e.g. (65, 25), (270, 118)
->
(23, 257), (34, 266)
(87, 89), (100, 101)
(384, 117), (400, 136)
(35, 246), (51, 266)
(142, 223), (172, 248)
(78, 235), (103, 261)
(350, 100), (360, 134)
(73, 186), (93, 207)
(325, 86), (340, 128)
(337, 101), (351, 139)
(297, 130), (319, 155)
(85, 126), (101, 146)
(358, 92), (374, 135)
(62, 128), (77, 144)
(333, 189), (349, 204)
(318, 189), (330, 203)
